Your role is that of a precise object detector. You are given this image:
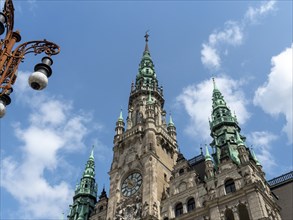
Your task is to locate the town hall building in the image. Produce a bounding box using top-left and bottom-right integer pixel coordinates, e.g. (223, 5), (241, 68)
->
(67, 35), (291, 220)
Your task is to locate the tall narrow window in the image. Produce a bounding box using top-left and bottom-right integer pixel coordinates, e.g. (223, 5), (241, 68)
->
(225, 209), (235, 220)
(238, 204), (250, 220)
(175, 203), (183, 217)
(187, 198), (195, 212)
(225, 179), (236, 194)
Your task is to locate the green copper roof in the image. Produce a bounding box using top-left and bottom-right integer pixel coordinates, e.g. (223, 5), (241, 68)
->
(210, 78), (238, 130)
(212, 78), (227, 110)
(209, 78), (244, 167)
(135, 33), (158, 89)
(235, 130), (244, 146)
(251, 148), (261, 166)
(83, 147), (95, 178)
(118, 109), (123, 122)
(90, 145), (95, 159)
(168, 114), (175, 127)
(205, 145), (212, 161)
(68, 147), (97, 220)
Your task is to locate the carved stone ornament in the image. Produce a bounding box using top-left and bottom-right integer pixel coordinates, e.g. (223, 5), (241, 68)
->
(115, 195), (142, 220)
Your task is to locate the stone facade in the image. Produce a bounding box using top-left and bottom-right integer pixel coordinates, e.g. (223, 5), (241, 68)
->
(268, 171), (293, 220)
(70, 36), (286, 220)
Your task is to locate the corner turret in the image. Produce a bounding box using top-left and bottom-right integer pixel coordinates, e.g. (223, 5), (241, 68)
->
(209, 78), (241, 166)
(115, 109), (125, 137)
(209, 78), (265, 172)
(68, 147), (97, 220)
(167, 114), (177, 140)
(205, 145), (214, 179)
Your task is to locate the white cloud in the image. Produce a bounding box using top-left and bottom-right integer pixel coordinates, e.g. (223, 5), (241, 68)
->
(247, 131), (277, 174)
(208, 21), (243, 46)
(253, 44), (293, 144)
(201, 44), (221, 70)
(176, 76), (250, 141)
(0, 72), (98, 219)
(201, 21), (243, 70)
(245, 0), (276, 23)
(201, 1), (277, 70)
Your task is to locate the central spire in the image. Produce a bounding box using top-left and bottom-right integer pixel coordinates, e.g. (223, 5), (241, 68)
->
(136, 32), (157, 88)
(128, 33), (164, 109)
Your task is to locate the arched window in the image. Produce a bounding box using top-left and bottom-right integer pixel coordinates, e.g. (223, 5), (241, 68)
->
(238, 204), (250, 220)
(225, 179), (236, 194)
(179, 168), (184, 175)
(99, 205), (104, 212)
(175, 203), (183, 217)
(225, 208), (235, 220)
(187, 198), (195, 212)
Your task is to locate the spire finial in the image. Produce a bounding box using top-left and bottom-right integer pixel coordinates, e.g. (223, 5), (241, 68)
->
(144, 30), (149, 42)
(212, 77), (216, 89)
(144, 30), (150, 52)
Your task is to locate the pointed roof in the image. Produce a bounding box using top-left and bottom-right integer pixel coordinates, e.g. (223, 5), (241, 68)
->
(235, 130), (244, 146)
(209, 78), (243, 167)
(118, 109), (123, 122)
(176, 151), (186, 162)
(99, 186), (108, 200)
(205, 145), (212, 161)
(212, 78), (227, 109)
(129, 33), (165, 108)
(168, 114), (175, 127)
(210, 77), (239, 131)
(83, 147), (96, 179)
(68, 146), (97, 220)
(136, 32), (156, 83)
(89, 145), (95, 160)
(251, 148), (261, 166)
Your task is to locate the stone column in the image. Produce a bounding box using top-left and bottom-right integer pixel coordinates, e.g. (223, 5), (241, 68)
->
(210, 205), (221, 220)
(232, 206), (240, 220)
(247, 190), (268, 219)
(183, 203), (187, 214)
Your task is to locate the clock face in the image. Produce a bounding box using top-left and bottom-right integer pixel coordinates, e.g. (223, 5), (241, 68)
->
(121, 172), (142, 197)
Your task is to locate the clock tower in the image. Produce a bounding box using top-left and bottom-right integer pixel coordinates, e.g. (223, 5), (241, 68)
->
(106, 34), (178, 220)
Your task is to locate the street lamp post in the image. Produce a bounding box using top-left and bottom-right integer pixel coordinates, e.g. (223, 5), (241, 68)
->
(0, 0), (60, 118)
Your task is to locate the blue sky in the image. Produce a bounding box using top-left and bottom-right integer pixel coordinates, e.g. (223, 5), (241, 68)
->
(0, 0), (292, 219)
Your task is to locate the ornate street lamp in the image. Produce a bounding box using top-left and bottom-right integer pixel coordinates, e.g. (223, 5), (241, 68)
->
(0, 0), (60, 118)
